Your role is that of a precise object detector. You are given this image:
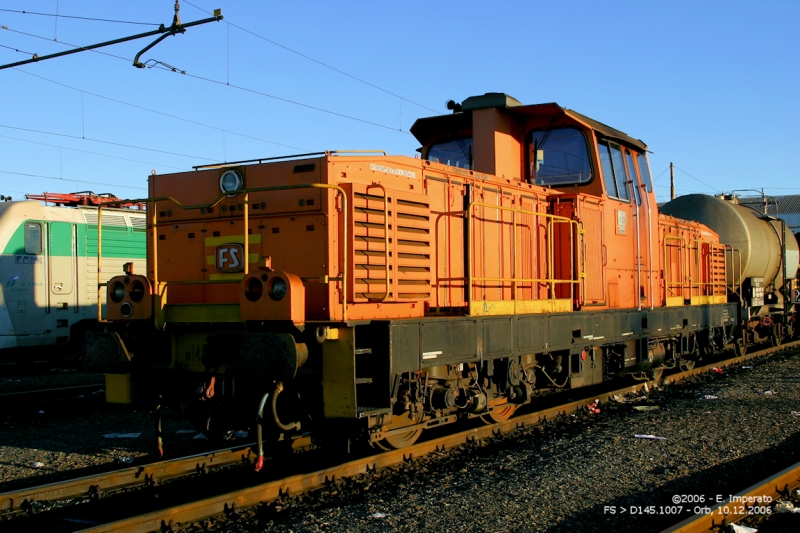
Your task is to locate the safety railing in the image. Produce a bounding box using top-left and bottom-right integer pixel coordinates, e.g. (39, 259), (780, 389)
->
(690, 240), (727, 297)
(96, 183), (349, 325)
(433, 202), (582, 313)
(724, 245), (743, 298)
(663, 235), (686, 302)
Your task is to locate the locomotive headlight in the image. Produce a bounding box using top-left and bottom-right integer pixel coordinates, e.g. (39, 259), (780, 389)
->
(110, 281), (126, 303)
(219, 169), (243, 197)
(269, 277), (288, 301)
(244, 277), (263, 301)
(120, 302), (133, 317)
(129, 280), (146, 302)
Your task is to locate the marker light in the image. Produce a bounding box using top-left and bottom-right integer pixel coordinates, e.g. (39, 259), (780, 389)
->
(220, 169), (243, 197)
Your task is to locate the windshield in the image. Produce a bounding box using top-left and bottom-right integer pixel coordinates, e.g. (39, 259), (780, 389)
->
(427, 138), (473, 169)
(528, 127), (592, 186)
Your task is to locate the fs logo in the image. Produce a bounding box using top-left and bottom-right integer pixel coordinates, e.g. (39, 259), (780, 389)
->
(216, 244), (245, 272)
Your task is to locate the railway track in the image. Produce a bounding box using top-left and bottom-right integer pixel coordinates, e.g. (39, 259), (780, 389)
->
(0, 384), (104, 410)
(2, 340), (798, 533)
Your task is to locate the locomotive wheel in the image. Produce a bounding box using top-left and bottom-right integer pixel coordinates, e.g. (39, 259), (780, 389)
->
(375, 428), (423, 450)
(679, 359), (696, 372)
(648, 367), (664, 381)
(480, 403), (517, 424)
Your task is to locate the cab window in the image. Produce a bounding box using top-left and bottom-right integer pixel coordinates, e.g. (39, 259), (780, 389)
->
(427, 138), (473, 169)
(527, 127), (592, 186)
(24, 222), (42, 254)
(597, 139), (629, 201)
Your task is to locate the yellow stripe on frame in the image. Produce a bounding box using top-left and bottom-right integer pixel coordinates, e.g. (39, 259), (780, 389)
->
(209, 273), (245, 281)
(204, 234), (262, 247)
(468, 299), (572, 316)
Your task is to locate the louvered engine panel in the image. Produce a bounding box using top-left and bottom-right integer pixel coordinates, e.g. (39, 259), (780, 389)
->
(349, 184), (431, 303)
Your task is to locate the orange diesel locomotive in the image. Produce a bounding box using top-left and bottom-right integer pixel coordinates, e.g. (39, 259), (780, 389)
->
(100, 93), (796, 455)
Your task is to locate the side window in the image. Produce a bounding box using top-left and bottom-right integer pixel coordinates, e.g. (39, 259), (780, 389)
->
(24, 222), (42, 254)
(609, 142), (630, 201)
(637, 153), (653, 193)
(598, 139), (629, 200)
(598, 140), (618, 197)
(626, 151), (641, 206)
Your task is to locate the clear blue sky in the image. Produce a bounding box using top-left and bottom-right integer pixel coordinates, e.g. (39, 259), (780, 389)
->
(1, 0), (797, 203)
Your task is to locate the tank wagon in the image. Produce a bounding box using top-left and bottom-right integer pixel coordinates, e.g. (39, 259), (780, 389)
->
(0, 193), (145, 356)
(100, 93), (796, 455)
(661, 195), (799, 347)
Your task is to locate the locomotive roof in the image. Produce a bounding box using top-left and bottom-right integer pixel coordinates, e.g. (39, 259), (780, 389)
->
(410, 93), (648, 152)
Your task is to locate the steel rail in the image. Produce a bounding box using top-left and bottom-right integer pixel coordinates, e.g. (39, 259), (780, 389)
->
(661, 460), (800, 533)
(58, 339), (798, 533)
(0, 444), (255, 514)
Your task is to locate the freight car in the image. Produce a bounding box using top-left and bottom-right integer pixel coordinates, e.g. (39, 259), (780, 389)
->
(0, 192), (145, 356)
(99, 93), (797, 456)
(662, 195), (798, 348)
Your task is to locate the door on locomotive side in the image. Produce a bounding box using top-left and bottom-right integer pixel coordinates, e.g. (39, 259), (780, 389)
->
(528, 126), (604, 308)
(47, 221), (78, 344)
(597, 139), (638, 308)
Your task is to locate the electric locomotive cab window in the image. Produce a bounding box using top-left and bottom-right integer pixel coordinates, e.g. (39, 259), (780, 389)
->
(597, 139), (630, 201)
(24, 222), (42, 254)
(527, 127), (592, 186)
(427, 137), (473, 169)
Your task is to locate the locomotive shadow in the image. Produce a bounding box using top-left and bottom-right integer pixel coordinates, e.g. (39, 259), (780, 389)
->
(546, 430), (800, 533)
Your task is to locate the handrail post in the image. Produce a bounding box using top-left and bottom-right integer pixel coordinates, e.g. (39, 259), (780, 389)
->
(243, 192), (249, 276)
(96, 205), (105, 322)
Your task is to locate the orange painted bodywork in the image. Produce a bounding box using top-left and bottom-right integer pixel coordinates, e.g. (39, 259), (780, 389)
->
(136, 106), (725, 327)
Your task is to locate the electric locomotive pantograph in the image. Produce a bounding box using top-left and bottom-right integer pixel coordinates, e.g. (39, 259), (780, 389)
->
(99, 93), (798, 455)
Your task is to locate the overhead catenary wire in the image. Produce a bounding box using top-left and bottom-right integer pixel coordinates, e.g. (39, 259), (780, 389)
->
(0, 123), (220, 161)
(0, 8), (161, 26)
(13, 69), (310, 152)
(0, 169), (146, 190)
(0, 133), (187, 171)
(672, 165), (720, 194)
(183, 0), (442, 116)
(6, 25), (413, 135)
(0, 42), (35, 56)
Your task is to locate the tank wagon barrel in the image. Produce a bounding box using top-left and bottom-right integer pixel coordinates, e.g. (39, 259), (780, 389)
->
(661, 194), (800, 293)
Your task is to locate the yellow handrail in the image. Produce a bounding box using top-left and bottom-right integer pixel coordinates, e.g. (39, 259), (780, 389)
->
(467, 201), (581, 309)
(663, 235), (686, 299)
(690, 240), (726, 296)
